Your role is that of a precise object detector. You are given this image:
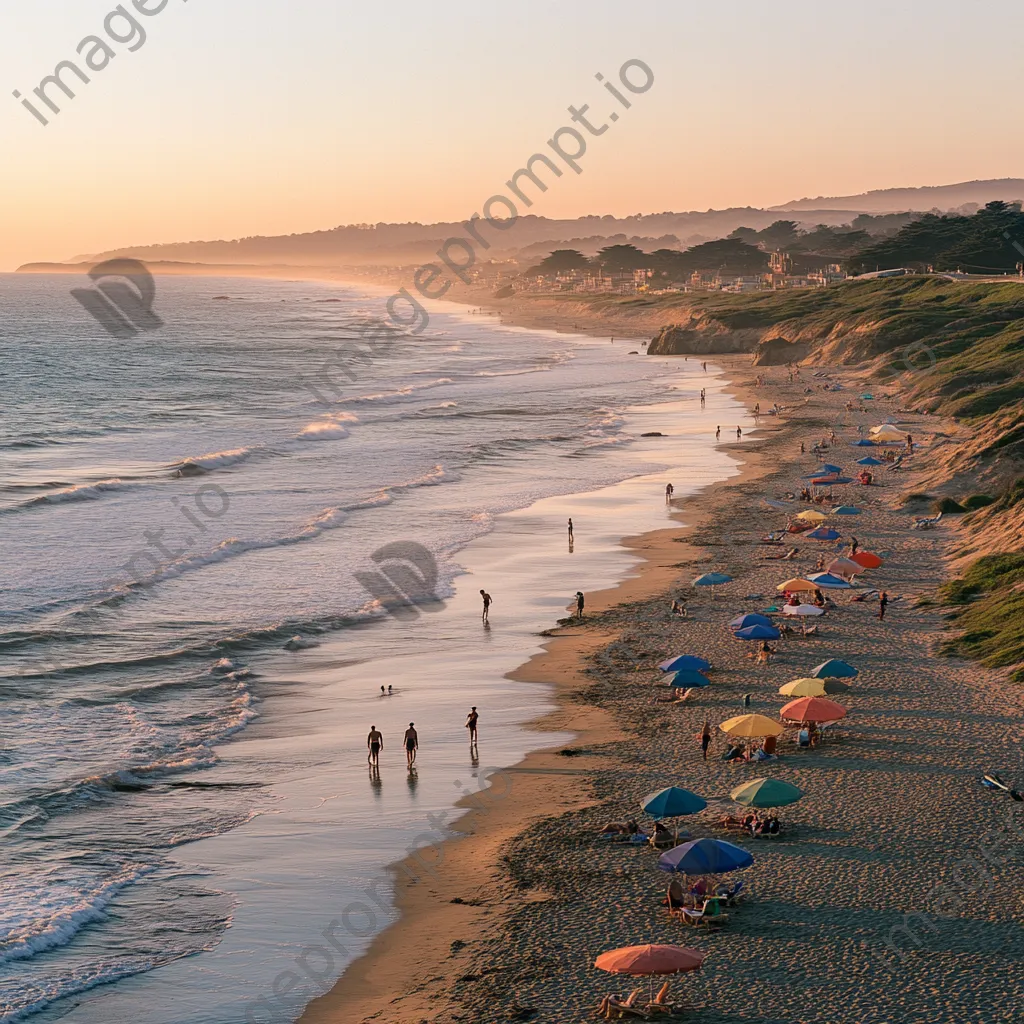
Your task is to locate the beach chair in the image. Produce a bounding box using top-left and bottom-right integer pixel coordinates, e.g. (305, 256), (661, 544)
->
(645, 982), (677, 1017)
(714, 880), (746, 905)
(679, 898), (730, 929)
(664, 880), (687, 919)
(597, 989), (648, 1020)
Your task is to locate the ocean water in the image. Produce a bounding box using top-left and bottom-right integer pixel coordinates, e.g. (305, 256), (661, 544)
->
(0, 273), (748, 1022)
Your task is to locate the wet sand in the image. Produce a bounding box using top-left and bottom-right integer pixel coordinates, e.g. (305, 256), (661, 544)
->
(301, 360), (1024, 1023)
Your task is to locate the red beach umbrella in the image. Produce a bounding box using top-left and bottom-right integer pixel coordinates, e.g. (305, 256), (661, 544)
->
(780, 696), (848, 723)
(851, 551), (883, 569)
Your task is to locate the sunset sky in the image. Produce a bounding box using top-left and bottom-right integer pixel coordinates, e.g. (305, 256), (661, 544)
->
(2, 0), (1023, 270)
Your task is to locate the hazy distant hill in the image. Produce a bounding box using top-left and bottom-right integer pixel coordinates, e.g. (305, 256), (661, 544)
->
(772, 179), (1024, 214)
(33, 179), (1024, 271)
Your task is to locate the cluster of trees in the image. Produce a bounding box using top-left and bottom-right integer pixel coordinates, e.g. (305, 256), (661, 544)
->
(532, 238), (769, 282)
(849, 202), (1024, 274)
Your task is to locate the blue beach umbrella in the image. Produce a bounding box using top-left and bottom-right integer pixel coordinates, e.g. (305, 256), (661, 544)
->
(692, 572), (733, 600)
(851, 439), (876, 447)
(811, 658), (858, 679)
(659, 655), (711, 673)
(657, 838), (754, 876)
(642, 787), (708, 819)
(807, 572), (852, 589)
(670, 670), (711, 689)
(729, 613), (773, 630)
(734, 624), (781, 641)
(831, 506), (862, 515)
(856, 456), (884, 466)
(806, 527), (841, 541)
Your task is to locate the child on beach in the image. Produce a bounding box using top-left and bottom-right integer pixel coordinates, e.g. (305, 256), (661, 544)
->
(480, 589), (492, 622)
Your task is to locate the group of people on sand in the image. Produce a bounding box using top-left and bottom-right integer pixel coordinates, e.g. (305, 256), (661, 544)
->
(718, 810), (781, 835)
(367, 708), (480, 769)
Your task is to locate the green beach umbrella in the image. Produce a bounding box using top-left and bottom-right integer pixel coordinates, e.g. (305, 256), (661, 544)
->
(730, 778), (804, 808)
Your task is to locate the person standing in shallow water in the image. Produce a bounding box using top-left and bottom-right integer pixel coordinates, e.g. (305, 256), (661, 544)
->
(575, 591), (585, 619)
(466, 707), (479, 746)
(567, 518), (574, 542)
(367, 725), (383, 767)
(404, 723), (418, 766)
(736, 426), (742, 440)
(480, 589), (491, 623)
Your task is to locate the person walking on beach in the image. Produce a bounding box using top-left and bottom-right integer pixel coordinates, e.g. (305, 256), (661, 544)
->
(575, 591), (585, 619)
(850, 536), (859, 556)
(736, 426), (742, 440)
(698, 720), (712, 761)
(665, 483), (674, 502)
(404, 723), (419, 766)
(878, 591), (889, 621)
(567, 518), (574, 542)
(367, 725), (383, 767)
(480, 589), (492, 623)
(716, 426), (721, 441)
(702, 361), (707, 373)
(466, 707), (479, 746)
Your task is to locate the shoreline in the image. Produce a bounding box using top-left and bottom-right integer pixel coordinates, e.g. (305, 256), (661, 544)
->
(299, 356), (774, 1024)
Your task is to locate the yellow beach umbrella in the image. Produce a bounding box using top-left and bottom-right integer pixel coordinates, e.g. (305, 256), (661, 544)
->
(796, 510), (827, 522)
(776, 578), (817, 592)
(719, 714), (784, 738)
(779, 678), (827, 697)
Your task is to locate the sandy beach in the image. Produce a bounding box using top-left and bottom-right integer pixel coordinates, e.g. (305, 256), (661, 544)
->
(298, 345), (1024, 1024)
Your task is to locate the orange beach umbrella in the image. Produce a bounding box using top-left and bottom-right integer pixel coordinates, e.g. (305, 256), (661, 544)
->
(776, 578), (817, 593)
(595, 945), (706, 976)
(780, 696), (848, 723)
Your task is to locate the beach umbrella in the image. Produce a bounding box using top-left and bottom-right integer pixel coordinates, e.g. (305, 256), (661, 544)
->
(659, 655), (711, 673)
(781, 604), (824, 617)
(669, 670), (711, 689)
(734, 624), (781, 641)
(851, 439), (876, 447)
(850, 551), (883, 569)
(810, 659), (858, 679)
(831, 506), (862, 515)
(806, 527), (841, 541)
(595, 944), (706, 977)
(803, 465), (841, 478)
(728, 613), (773, 630)
(779, 678), (827, 697)
(796, 509), (827, 522)
(730, 778), (804, 808)
(657, 838), (754, 875)
(776, 578), (817, 592)
(827, 557), (862, 577)
(642, 787), (707, 818)
(720, 714), (784, 738)
(871, 424), (905, 442)
(807, 572), (852, 589)
(856, 456), (884, 466)
(595, 944), (706, 1002)
(692, 572), (733, 600)
(781, 696), (848, 723)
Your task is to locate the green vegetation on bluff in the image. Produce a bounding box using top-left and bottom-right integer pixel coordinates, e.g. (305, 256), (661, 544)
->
(940, 551), (1024, 682)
